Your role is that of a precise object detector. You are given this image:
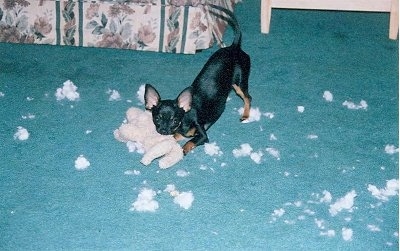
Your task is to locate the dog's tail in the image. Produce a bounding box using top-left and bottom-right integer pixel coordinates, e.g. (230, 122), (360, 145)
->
(208, 4), (241, 48)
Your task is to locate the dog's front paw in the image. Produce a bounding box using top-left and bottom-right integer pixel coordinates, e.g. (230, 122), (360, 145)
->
(182, 141), (196, 155)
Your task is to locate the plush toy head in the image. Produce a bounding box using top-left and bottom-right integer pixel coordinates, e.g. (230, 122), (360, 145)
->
(114, 107), (183, 169)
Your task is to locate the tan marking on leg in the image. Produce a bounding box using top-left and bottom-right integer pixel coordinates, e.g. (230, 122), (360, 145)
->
(233, 84), (251, 121)
(174, 133), (185, 141)
(184, 127), (197, 137)
(183, 141), (196, 155)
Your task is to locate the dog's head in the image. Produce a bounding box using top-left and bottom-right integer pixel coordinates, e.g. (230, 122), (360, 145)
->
(144, 84), (192, 135)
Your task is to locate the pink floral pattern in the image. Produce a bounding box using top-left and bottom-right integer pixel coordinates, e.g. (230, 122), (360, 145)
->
(0, 0), (238, 54)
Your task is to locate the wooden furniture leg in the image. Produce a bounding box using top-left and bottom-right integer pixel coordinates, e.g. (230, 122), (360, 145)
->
(261, 0), (272, 34)
(389, 0), (399, 39)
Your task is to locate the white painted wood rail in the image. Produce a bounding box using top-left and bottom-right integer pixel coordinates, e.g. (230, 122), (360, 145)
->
(261, 0), (399, 39)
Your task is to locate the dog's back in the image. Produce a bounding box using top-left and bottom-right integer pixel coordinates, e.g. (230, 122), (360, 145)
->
(190, 5), (251, 128)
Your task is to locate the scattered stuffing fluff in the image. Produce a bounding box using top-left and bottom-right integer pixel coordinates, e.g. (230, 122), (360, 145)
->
(323, 91), (333, 102)
(22, 113), (35, 119)
(297, 106), (305, 113)
(74, 155), (90, 170)
(320, 190), (333, 203)
(107, 89), (121, 101)
(130, 188), (159, 212)
(0, 91), (4, 97)
(270, 208), (285, 222)
(173, 192), (194, 209)
(367, 224), (381, 232)
(176, 169), (190, 177)
(384, 144), (399, 154)
(232, 143), (253, 157)
(232, 143), (263, 164)
(320, 230), (336, 237)
(164, 184), (194, 209)
(263, 112), (274, 119)
(342, 227), (353, 241)
(268, 184), (398, 243)
(307, 134), (318, 140)
(238, 107), (261, 123)
(13, 126), (29, 141)
(124, 169), (141, 176)
(329, 190), (357, 216)
(164, 184), (178, 195)
(204, 142), (223, 156)
(342, 100), (368, 110)
(55, 80), (80, 101)
(367, 179), (399, 201)
(266, 147), (280, 160)
(270, 134), (277, 140)
(250, 151), (263, 164)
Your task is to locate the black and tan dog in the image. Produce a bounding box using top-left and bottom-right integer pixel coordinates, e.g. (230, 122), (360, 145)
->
(145, 4), (251, 154)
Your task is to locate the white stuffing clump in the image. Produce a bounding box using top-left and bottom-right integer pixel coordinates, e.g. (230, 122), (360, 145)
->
(263, 112), (275, 119)
(250, 151), (263, 164)
(320, 230), (336, 237)
(164, 184), (194, 209)
(107, 89), (121, 101)
(176, 169), (190, 177)
(384, 144), (399, 154)
(266, 147), (280, 160)
(342, 228), (353, 241)
(329, 190), (357, 216)
(307, 134), (318, 140)
(55, 80), (80, 101)
(232, 143), (263, 164)
(22, 113), (35, 119)
(320, 190), (332, 203)
(14, 126), (29, 141)
(342, 100), (368, 110)
(204, 142), (223, 156)
(130, 188), (159, 212)
(367, 179), (398, 201)
(74, 155), (90, 170)
(323, 91), (333, 102)
(297, 106), (305, 113)
(174, 192), (194, 209)
(232, 143), (253, 157)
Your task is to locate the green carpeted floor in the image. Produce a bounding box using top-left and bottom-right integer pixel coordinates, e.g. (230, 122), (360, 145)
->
(1, 1), (399, 250)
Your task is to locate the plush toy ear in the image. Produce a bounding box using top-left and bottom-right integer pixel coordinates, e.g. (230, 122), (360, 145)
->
(144, 84), (160, 110)
(177, 87), (192, 112)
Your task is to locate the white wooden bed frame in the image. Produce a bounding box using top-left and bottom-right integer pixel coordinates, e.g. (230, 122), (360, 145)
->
(261, 0), (399, 39)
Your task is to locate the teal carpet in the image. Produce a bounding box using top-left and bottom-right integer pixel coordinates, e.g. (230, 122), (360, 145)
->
(1, 1), (399, 250)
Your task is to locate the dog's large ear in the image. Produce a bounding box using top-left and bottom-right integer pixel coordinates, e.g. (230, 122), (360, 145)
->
(144, 84), (160, 110)
(177, 87), (192, 112)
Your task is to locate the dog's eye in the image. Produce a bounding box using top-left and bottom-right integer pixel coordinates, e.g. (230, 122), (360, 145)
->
(171, 118), (178, 124)
(155, 115), (163, 122)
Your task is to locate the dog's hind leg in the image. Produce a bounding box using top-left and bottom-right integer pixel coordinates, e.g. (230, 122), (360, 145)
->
(233, 84), (252, 121)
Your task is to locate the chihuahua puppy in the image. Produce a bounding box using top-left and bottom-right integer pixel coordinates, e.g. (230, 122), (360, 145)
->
(145, 4), (251, 154)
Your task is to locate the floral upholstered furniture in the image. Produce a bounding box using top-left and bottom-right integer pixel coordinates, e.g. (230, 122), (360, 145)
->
(0, 0), (239, 54)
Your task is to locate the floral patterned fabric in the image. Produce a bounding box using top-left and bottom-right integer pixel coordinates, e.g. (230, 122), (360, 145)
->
(0, 0), (238, 54)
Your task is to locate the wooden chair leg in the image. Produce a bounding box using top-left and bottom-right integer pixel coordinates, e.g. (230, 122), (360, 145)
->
(261, 0), (272, 33)
(389, 0), (399, 39)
